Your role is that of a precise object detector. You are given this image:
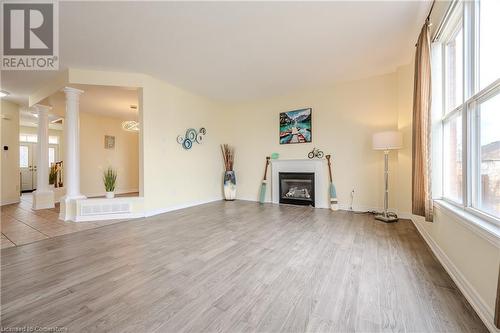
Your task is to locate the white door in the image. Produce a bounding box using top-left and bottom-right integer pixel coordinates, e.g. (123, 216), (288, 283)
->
(20, 143), (37, 192)
(48, 144), (58, 166)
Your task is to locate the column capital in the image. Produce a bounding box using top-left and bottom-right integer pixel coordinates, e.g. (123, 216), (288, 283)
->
(63, 87), (84, 98)
(34, 104), (52, 113)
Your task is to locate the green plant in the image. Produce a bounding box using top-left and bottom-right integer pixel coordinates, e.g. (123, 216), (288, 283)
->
(49, 165), (57, 185)
(103, 167), (117, 192)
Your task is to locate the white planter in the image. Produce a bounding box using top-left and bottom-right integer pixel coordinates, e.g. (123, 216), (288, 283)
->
(105, 191), (115, 199)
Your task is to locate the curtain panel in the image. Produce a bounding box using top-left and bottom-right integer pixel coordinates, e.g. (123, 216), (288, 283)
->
(412, 21), (433, 222)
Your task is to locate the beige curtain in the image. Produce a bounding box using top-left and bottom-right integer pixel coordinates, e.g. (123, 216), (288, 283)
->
(412, 21), (433, 222)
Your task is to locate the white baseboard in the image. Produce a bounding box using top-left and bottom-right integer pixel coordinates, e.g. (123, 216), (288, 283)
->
(144, 197), (222, 217)
(1, 197), (20, 206)
(410, 217), (498, 333)
(74, 212), (145, 222)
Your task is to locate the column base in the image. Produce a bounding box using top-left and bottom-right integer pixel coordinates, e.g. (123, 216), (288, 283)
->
(59, 194), (86, 221)
(32, 190), (55, 210)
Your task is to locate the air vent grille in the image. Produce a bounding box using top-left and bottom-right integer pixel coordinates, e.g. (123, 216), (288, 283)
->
(80, 202), (131, 216)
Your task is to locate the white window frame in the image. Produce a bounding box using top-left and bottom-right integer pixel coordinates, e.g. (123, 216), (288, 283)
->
(433, 0), (500, 227)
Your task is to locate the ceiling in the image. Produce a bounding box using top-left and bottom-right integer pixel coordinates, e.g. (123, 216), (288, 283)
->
(40, 84), (139, 120)
(1, 1), (431, 105)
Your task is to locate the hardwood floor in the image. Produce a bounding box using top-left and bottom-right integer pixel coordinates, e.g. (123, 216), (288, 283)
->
(0, 201), (487, 332)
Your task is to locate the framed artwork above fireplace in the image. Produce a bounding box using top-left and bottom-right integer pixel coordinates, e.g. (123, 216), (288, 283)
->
(279, 108), (312, 144)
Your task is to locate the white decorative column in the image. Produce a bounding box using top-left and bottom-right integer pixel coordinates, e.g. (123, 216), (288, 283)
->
(32, 104), (55, 209)
(60, 87), (85, 221)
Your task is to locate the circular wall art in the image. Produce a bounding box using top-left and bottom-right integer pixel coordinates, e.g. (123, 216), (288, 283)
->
(182, 138), (193, 150)
(185, 128), (197, 141)
(196, 133), (204, 143)
(177, 127), (206, 150)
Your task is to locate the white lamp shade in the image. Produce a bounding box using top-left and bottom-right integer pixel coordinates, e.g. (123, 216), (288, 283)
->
(372, 131), (403, 150)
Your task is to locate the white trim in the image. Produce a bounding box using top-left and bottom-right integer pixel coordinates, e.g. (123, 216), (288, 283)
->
(74, 212), (144, 222)
(144, 197), (222, 217)
(410, 216), (498, 333)
(1, 198), (20, 206)
(434, 200), (500, 246)
(84, 188), (140, 199)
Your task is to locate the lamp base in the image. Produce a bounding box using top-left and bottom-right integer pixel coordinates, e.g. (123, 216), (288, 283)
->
(374, 214), (398, 223)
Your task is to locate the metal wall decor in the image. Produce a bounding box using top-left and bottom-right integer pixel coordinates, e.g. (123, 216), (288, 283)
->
(177, 127), (206, 150)
(307, 147), (324, 159)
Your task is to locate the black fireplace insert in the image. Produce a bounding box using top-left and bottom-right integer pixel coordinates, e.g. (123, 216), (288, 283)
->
(279, 172), (315, 207)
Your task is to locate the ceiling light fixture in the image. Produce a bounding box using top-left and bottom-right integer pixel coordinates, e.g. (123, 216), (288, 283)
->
(122, 120), (140, 132)
(0, 90), (10, 98)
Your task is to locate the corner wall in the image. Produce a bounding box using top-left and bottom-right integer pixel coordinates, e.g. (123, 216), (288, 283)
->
(65, 69), (229, 213)
(1, 100), (20, 205)
(394, 40), (500, 330)
(226, 71), (402, 212)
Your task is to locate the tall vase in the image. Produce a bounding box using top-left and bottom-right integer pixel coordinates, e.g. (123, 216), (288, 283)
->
(223, 171), (236, 201)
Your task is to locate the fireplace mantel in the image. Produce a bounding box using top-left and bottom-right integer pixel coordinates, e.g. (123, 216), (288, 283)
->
(270, 159), (327, 209)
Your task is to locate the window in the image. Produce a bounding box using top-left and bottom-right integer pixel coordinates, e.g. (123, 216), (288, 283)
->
(435, 0), (500, 224)
(19, 134), (37, 143)
(49, 147), (56, 167)
(19, 134), (59, 144)
(478, 0), (500, 90)
(443, 113), (462, 202)
(19, 146), (29, 168)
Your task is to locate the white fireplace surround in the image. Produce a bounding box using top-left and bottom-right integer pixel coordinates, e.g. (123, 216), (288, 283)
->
(271, 159), (328, 209)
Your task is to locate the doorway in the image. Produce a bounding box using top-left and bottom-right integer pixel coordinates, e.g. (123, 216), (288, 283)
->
(19, 142), (59, 192)
(20, 143), (36, 192)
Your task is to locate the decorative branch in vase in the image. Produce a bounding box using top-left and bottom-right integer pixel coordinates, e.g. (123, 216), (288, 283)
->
(221, 144), (236, 201)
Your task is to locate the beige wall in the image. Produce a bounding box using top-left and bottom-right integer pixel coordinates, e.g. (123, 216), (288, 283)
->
(141, 76), (227, 212)
(1, 100), (20, 205)
(65, 69), (228, 212)
(79, 112), (139, 197)
(227, 71), (401, 212)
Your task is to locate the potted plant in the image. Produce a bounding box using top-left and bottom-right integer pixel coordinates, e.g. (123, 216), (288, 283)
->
(221, 144), (236, 200)
(103, 167), (117, 199)
(49, 165), (57, 189)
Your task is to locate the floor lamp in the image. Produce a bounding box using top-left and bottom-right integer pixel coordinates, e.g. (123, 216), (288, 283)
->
(372, 131), (403, 223)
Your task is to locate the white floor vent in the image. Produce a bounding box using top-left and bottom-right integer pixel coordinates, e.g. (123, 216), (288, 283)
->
(80, 201), (131, 216)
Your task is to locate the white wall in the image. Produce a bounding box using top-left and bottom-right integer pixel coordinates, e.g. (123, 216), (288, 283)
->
(226, 71), (401, 212)
(1, 100), (20, 205)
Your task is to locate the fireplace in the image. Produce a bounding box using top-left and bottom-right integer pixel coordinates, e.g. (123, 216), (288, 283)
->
(279, 172), (315, 207)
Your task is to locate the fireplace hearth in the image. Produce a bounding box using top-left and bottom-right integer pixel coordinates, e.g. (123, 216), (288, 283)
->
(279, 172), (315, 207)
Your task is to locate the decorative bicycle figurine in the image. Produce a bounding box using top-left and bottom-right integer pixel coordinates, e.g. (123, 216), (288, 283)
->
(308, 147), (324, 159)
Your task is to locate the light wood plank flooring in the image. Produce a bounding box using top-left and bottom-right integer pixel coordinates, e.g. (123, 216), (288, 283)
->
(0, 201), (487, 332)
